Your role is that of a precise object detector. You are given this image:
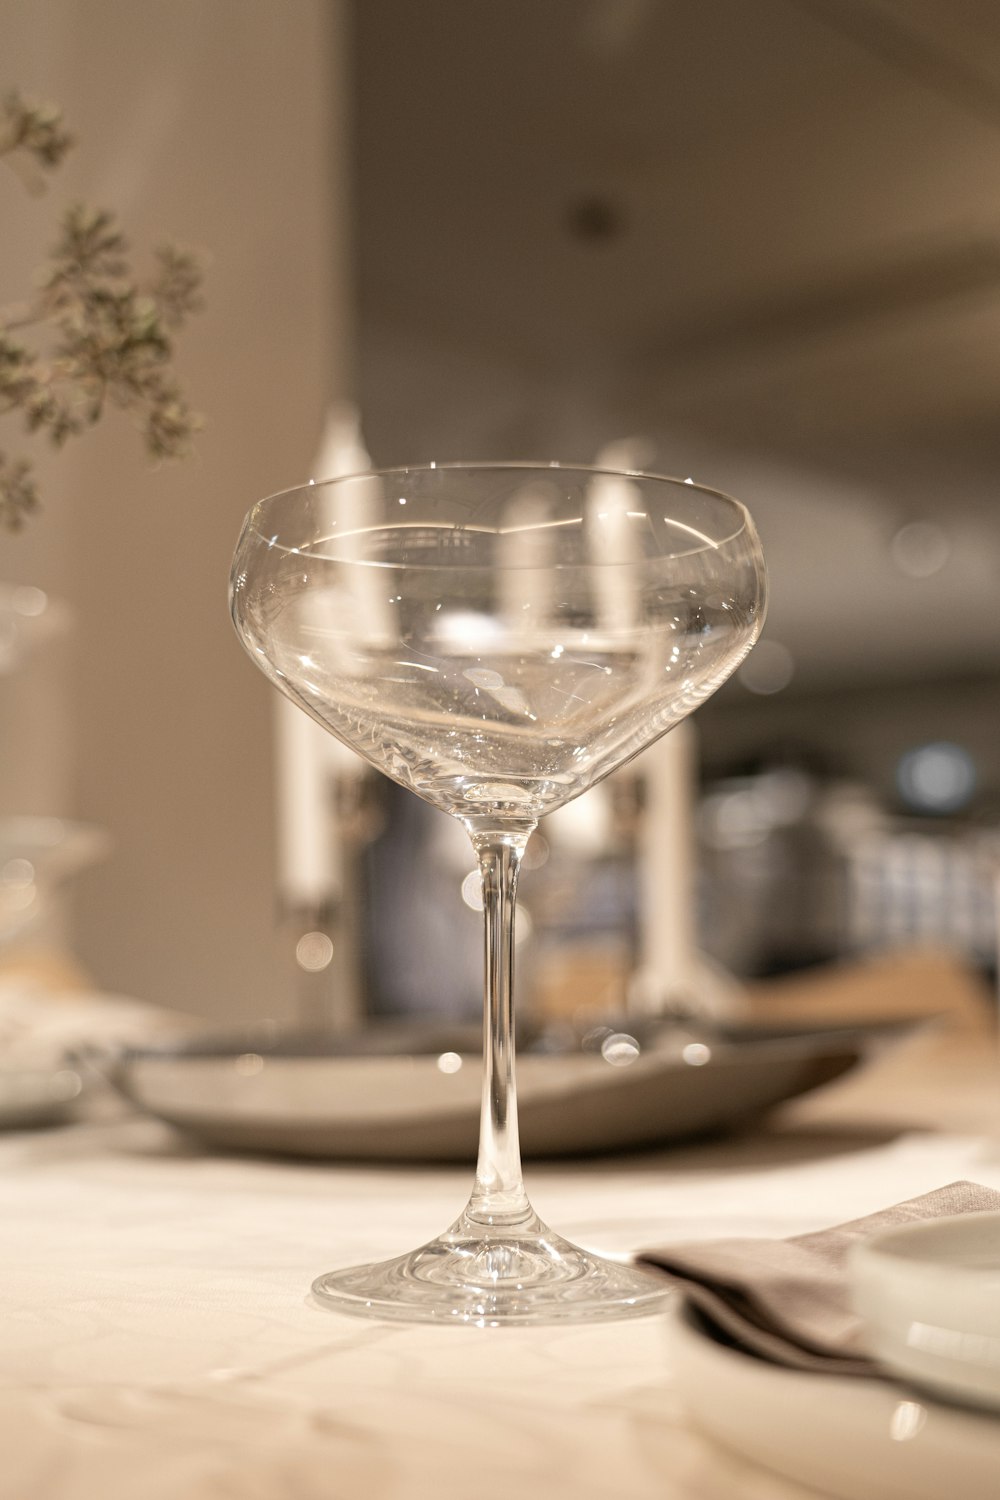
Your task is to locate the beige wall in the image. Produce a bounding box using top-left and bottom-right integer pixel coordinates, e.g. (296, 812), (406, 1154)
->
(0, 0), (352, 1020)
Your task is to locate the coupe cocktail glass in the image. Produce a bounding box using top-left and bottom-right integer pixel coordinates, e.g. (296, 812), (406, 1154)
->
(230, 463), (767, 1324)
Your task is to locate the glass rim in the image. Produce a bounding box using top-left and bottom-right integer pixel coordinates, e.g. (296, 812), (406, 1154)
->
(243, 461), (756, 565)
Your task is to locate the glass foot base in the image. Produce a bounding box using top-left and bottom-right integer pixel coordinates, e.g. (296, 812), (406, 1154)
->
(311, 1208), (668, 1326)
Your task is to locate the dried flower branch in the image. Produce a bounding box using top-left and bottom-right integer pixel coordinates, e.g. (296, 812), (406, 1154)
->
(0, 92), (204, 530)
(0, 90), (74, 187)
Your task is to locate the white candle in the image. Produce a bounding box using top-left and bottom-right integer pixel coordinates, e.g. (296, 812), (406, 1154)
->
(498, 482), (557, 636)
(584, 470), (642, 633)
(273, 404), (370, 907)
(274, 694), (343, 906)
(633, 719), (699, 1015)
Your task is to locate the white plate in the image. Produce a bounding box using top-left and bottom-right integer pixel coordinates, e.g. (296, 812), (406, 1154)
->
(666, 1297), (1000, 1500)
(102, 1023), (864, 1160)
(850, 1211), (1000, 1413)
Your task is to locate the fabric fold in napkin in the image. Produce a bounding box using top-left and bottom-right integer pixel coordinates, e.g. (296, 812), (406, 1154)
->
(638, 1180), (1000, 1376)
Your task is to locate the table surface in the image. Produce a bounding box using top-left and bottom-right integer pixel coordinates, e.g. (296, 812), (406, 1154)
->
(2, 1006), (999, 1500)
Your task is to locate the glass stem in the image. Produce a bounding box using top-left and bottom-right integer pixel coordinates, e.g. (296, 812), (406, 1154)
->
(465, 823), (535, 1226)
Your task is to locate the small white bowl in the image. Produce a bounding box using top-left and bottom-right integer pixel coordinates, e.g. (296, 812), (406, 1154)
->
(850, 1211), (1000, 1412)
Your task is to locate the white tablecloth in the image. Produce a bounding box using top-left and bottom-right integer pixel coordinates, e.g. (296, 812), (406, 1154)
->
(2, 1024), (999, 1500)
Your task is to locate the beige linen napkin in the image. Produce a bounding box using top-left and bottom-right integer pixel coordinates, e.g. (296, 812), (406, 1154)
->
(638, 1180), (1000, 1375)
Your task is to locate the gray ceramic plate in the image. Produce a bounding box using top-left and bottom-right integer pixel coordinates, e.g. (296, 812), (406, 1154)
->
(98, 1019), (873, 1160)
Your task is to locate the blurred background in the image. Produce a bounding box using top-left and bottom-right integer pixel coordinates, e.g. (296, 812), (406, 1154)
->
(0, 0), (997, 1027)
